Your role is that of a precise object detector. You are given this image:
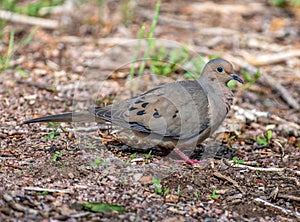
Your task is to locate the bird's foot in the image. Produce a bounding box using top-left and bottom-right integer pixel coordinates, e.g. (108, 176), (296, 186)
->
(174, 148), (202, 165)
(176, 158), (201, 165)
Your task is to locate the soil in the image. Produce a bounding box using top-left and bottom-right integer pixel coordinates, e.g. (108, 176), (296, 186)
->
(0, 0), (299, 221)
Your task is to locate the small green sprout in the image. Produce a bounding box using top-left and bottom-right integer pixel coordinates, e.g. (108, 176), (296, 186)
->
(44, 122), (60, 140)
(127, 152), (137, 163)
(152, 178), (169, 196)
(211, 189), (220, 200)
(52, 151), (64, 162)
(152, 178), (162, 194)
(82, 202), (126, 213)
(90, 158), (109, 167)
(144, 150), (152, 163)
(102, 161), (109, 166)
(90, 158), (101, 167)
(163, 188), (170, 196)
(17, 69), (30, 78)
(232, 157), (245, 164)
(44, 131), (60, 140)
(36, 191), (49, 195)
(195, 191), (200, 198)
(256, 130), (273, 146)
(191, 172), (195, 181)
(0, 29), (14, 71)
(272, 0), (300, 7)
(177, 185), (181, 197)
(149, 47), (189, 76)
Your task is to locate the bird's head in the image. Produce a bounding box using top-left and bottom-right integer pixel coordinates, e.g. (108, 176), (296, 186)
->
(201, 58), (243, 85)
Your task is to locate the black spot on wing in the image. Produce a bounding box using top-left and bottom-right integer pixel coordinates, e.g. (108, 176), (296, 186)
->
(141, 102), (149, 108)
(153, 108), (161, 118)
(172, 110), (179, 118)
(134, 99), (144, 104)
(136, 110), (146, 115)
(128, 106), (137, 111)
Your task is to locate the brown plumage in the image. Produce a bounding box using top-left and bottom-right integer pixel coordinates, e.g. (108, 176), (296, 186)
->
(24, 58), (243, 164)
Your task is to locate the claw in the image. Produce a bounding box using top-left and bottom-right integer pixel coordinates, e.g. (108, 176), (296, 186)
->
(174, 148), (201, 165)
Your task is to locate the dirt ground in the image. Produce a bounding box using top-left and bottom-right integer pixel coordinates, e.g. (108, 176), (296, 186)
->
(0, 0), (299, 221)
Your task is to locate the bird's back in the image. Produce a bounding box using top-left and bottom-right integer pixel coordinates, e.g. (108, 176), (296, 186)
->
(93, 80), (211, 142)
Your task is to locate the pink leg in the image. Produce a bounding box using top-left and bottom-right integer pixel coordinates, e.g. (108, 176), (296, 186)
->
(174, 148), (200, 165)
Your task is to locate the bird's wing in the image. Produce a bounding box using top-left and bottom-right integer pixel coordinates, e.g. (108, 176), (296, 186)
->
(93, 80), (211, 140)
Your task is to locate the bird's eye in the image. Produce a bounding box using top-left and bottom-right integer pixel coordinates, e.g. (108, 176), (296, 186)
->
(216, 66), (224, 73)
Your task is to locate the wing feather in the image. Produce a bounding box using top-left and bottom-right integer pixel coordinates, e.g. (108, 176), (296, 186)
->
(93, 80), (210, 140)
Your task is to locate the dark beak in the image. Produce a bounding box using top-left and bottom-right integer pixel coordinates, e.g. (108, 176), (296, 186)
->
(230, 74), (243, 84)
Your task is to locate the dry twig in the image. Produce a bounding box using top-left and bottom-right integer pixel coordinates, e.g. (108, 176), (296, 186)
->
(186, 2), (265, 14)
(225, 160), (285, 172)
(246, 38), (292, 52)
(0, 10), (58, 29)
(270, 114), (300, 130)
(23, 186), (72, 194)
(277, 194), (300, 202)
(253, 197), (293, 215)
(261, 75), (300, 110)
(242, 50), (300, 66)
(60, 36), (132, 45)
(213, 172), (245, 194)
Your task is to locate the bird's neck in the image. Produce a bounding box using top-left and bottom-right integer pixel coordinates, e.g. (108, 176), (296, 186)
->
(198, 78), (234, 131)
(199, 77), (232, 100)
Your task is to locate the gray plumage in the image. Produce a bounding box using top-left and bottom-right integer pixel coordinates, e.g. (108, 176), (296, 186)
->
(24, 58), (243, 153)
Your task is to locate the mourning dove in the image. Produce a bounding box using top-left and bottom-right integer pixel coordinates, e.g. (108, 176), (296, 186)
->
(24, 58), (243, 164)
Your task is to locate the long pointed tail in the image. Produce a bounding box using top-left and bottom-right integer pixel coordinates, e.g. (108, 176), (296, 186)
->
(23, 111), (96, 124)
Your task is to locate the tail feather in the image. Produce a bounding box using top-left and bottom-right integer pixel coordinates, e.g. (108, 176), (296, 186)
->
(23, 111), (96, 124)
